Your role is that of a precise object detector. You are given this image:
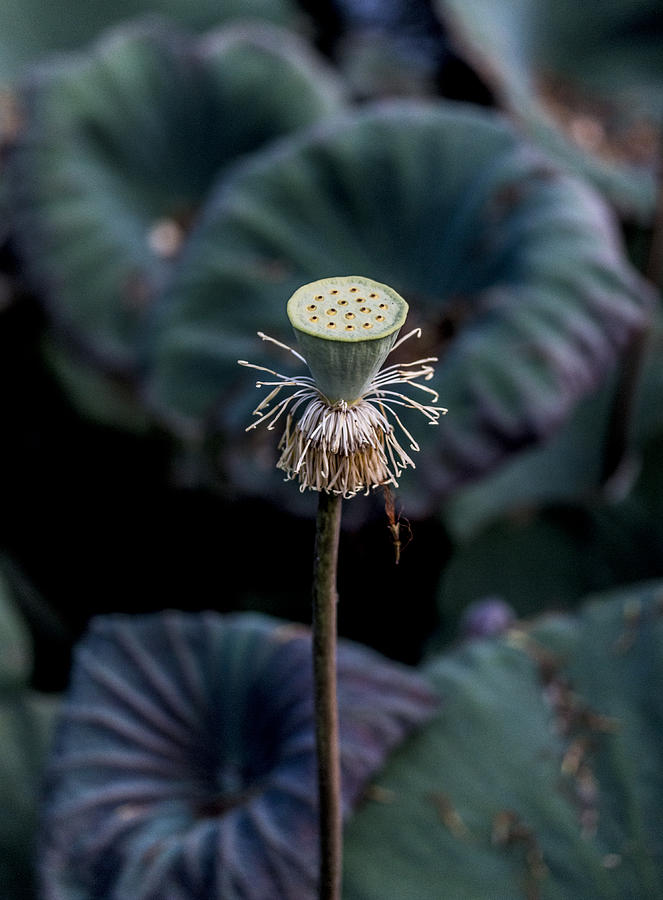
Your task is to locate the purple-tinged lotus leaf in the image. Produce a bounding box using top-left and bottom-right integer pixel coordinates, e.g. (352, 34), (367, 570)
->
(40, 611), (437, 899)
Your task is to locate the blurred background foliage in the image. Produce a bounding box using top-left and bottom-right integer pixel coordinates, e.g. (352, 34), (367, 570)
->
(1, 0), (662, 897)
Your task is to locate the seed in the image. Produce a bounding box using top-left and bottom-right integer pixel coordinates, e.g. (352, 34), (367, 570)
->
(310, 316), (318, 322)
(349, 287), (358, 293)
(379, 303), (388, 310)
(315, 295), (323, 300)
(307, 304), (317, 311)
(345, 324), (355, 331)
(360, 307), (371, 313)
(344, 312), (355, 320)
(338, 299), (348, 306)
(362, 322), (372, 329)
(369, 293), (378, 298)
(376, 315), (385, 322)
(327, 321), (336, 328)
(330, 289), (338, 294)
(326, 308), (337, 316)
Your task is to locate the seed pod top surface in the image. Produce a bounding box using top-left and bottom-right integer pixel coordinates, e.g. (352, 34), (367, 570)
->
(287, 276), (408, 403)
(287, 275), (408, 341)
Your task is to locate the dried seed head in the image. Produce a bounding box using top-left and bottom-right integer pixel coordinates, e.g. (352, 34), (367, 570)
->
(238, 278), (446, 498)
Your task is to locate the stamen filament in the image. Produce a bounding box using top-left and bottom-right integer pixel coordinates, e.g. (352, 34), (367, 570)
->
(257, 331), (307, 363)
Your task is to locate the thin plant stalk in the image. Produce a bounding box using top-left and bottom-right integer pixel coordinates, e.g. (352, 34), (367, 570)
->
(312, 490), (343, 900)
(239, 277), (445, 895)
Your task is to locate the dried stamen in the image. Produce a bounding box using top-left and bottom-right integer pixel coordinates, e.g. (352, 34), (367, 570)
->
(239, 330), (446, 499)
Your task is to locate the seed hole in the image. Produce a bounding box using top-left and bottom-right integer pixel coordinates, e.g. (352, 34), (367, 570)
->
(338, 299), (348, 306)
(307, 304), (317, 312)
(349, 287), (358, 293)
(310, 316), (318, 322)
(345, 324), (355, 331)
(360, 307), (371, 313)
(375, 315), (385, 322)
(369, 293), (378, 298)
(327, 321), (336, 328)
(330, 289), (338, 294)
(326, 308), (337, 316)
(344, 312), (355, 320)
(379, 303), (388, 310)
(315, 295), (323, 300)
(363, 322), (372, 329)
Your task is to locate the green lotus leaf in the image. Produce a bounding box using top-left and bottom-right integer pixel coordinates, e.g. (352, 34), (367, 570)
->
(0, 0), (302, 84)
(437, 0), (660, 219)
(0, 568), (32, 690)
(7, 19), (345, 374)
(634, 302), (663, 441)
(1, 692), (60, 899)
(43, 339), (152, 435)
(442, 297), (663, 540)
(0, 569), (60, 898)
(438, 499), (663, 636)
(146, 101), (652, 509)
(442, 305), (663, 542)
(343, 582), (663, 899)
(441, 380), (616, 541)
(438, 313), (663, 630)
(633, 430), (663, 527)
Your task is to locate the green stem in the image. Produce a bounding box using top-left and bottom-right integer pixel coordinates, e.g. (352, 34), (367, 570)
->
(312, 490), (343, 900)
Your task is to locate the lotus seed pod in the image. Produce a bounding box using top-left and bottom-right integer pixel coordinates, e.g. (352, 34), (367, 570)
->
(287, 276), (408, 403)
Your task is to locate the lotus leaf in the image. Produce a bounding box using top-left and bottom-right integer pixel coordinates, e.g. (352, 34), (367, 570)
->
(441, 381), (616, 540)
(634, 304), (663, 440)
(437, 0), (660, 219)
(146, 101), (652, 510)
(0, 568), (32, 688)
(443, 300), (663, 540)
(438, 500), (663, 633)
(0, 571), (60, 899)
(7, 20), (344, 376)
(0, 0), (302, 84)
(40, 611), (436, 899)
(344, 581), (663, 898)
